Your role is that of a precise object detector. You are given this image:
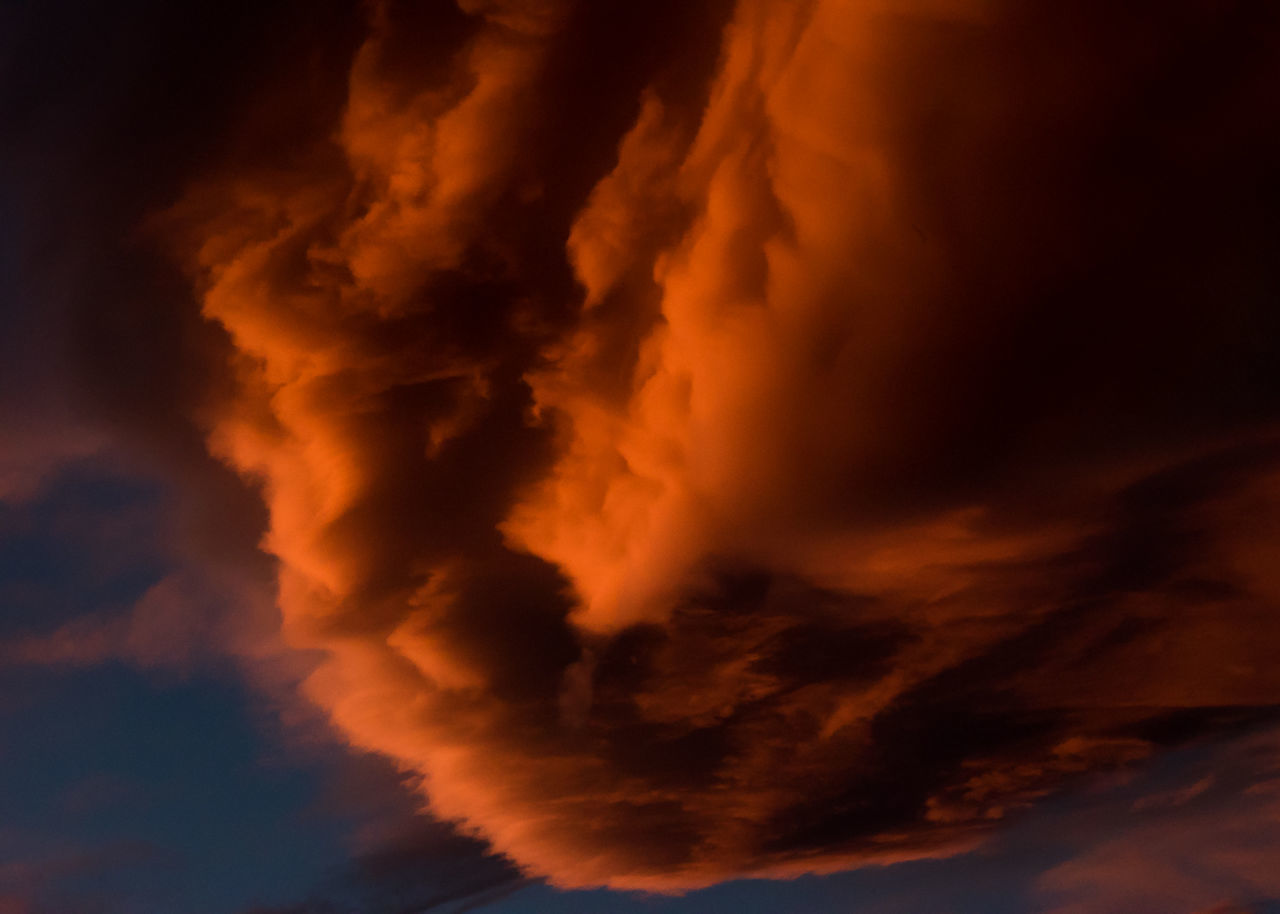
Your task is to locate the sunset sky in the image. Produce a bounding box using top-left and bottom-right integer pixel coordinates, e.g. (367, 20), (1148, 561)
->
(3, 1), (1280, 912)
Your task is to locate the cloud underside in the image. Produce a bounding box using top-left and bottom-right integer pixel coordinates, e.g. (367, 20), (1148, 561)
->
(152, 0), (1280, 890)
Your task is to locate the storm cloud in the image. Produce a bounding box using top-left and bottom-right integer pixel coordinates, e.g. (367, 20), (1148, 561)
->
(11, 0), (1280, 896)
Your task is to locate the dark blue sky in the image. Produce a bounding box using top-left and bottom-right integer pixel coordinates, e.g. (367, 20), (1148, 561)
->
(0, 468), (349, 913)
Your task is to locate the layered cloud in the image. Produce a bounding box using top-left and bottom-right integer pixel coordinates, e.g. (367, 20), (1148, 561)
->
(1036, 727), (1280, 914)
(144, 0), (1280, 891)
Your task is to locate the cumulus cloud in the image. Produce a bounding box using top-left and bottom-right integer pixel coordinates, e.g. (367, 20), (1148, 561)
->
(43, 0), (1280, 894)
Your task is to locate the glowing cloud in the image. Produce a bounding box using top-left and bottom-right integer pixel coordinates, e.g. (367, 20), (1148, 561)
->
(162, 0), (1280, 890)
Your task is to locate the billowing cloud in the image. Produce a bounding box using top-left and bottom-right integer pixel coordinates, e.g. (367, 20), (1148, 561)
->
(133, 0), (1280, 893)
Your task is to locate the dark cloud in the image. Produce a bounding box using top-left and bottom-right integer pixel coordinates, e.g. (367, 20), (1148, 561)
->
(6, 0), (1280, 900)
(243, 819), (530, 914)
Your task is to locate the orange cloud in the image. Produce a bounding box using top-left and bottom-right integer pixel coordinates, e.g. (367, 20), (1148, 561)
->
(161, 0), (1280, 892)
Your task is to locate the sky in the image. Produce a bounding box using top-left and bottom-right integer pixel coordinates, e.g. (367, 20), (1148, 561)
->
(2, 0), (1280, 912)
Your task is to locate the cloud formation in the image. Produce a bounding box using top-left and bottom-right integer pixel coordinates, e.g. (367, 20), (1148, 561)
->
(1037, 728), (1280, 914)
(138, 0), (1280, 891)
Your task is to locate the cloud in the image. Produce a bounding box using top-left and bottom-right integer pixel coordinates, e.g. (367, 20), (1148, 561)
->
(1, 570), (270, 672)
(242, 819), (531, 914)
(28, 0), (1280, 896)
(0, 839), (169, 914)
(1036, 729), (1280, 914)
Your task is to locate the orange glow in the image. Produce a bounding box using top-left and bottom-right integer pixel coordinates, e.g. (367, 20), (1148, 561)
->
(162, 0), (1280, 891)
